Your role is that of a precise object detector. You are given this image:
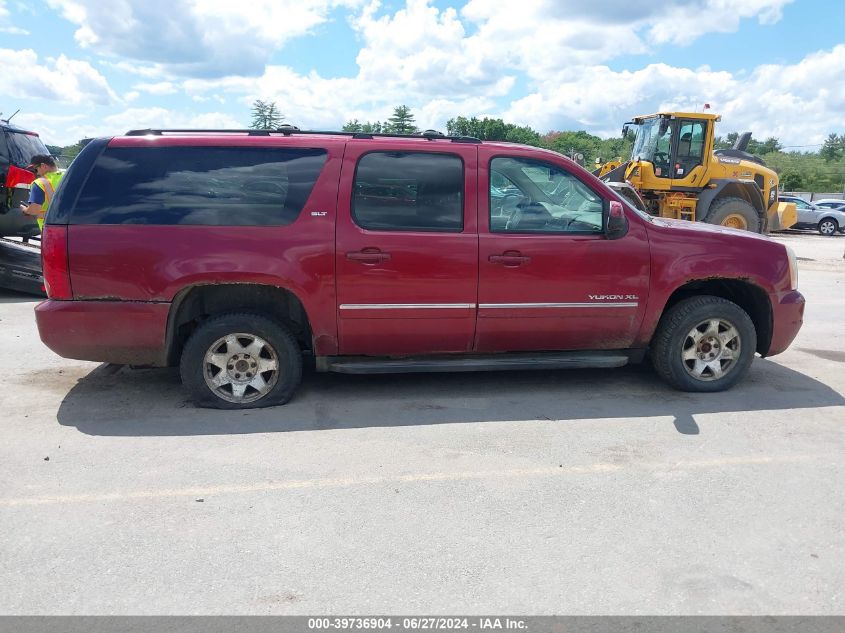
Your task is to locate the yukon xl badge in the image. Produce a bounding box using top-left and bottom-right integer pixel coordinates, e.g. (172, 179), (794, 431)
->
(589, 294), (639, 301)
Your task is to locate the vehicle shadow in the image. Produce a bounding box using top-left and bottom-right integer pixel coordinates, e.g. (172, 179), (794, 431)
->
(55, 358), (844, 437)
(0, 289), (40, 304)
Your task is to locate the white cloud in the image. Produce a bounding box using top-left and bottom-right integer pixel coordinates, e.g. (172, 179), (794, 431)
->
(18, 107), (245, 146)
(47, 0), (364, 78)
(503, 45), (845, 147)
(12, 112), (88, 146)
(0, 48), (118, 105)
(134, 81), (179, 95)
(0, 0), (28, 33)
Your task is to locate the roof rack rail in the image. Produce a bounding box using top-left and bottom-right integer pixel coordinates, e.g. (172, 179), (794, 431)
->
(124, 127), (482, 144)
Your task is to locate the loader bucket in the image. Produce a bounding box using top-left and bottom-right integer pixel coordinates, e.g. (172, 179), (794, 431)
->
(768, 202), (797, 232)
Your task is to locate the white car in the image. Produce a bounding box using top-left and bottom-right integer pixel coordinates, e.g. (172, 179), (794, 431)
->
(780, 196), (845, 236)
(813, 198), (845, 211)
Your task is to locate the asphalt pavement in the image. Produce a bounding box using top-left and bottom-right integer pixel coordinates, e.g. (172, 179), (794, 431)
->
(0, 231), (843, 614)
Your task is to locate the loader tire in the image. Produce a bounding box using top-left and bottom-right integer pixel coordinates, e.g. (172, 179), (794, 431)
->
(702, 196), (763, 233)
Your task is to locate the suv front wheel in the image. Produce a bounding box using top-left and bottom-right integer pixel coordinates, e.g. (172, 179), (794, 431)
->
(651, 296), (756, 392)
(180, 313), (302, 409)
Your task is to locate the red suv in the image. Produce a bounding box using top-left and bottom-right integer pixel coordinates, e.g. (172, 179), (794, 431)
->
(36, 128), (805, 409)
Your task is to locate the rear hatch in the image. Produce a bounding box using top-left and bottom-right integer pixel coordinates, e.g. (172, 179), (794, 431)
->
(0, 125), (48, 238)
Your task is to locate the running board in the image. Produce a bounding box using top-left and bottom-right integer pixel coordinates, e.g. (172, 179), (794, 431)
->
(316, 351), (632, 375)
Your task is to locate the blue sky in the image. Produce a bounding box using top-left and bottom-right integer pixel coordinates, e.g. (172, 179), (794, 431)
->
(1, 0), (843, 148)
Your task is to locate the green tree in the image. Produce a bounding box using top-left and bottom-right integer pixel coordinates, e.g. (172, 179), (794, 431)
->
(384, 105), (417, 134)
(542, 130), (602, 164)
(249, 99), (284, 129)
(820, 133), (843, 162)
(758, 137), (783, 154)
(342, 119), (383, 133)
(780, 171), (804, 191)
(446, 116), (540, 145)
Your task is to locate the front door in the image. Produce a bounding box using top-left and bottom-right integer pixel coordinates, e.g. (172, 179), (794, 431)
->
(476, 147), (650, 353)
(335, 140), (479, 356)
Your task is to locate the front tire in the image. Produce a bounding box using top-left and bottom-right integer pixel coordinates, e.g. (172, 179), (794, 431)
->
(651, 296), (756, 392)
(701, 196), (764, 233)
(818, 218), (838, 236)
(179, 313), (302, 409)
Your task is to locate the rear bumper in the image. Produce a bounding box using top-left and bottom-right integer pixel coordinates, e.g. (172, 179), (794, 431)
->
(35, 299), (170, 365)
(765, 289), (805, 356)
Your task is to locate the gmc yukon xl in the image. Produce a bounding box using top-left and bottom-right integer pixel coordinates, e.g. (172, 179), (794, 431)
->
(36, 128), (805, 409)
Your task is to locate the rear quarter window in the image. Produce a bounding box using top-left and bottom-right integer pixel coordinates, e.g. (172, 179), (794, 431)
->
(70, 146), (327, 226)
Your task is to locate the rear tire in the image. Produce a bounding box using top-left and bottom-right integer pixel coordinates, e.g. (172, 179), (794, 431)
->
(818, 218), (838, 236)
(180, 313), (302, 409)
(702, 196), (764, 233)
(651, 296), (756, 392)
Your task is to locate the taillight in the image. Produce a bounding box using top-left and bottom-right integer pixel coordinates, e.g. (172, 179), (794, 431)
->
(41, 225), (73, 300)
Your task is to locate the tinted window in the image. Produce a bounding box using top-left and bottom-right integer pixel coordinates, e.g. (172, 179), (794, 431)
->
(71, 146), (327, 225)
(352, 152), (463, 232)
(490, 157), (604, 234)
(6, 131), (49, 167)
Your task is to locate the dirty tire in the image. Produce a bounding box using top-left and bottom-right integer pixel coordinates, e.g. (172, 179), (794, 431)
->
(702, 196), (763, 233)
(180, 313), (302, 409)
(651, 296), (756, 392)
(818, 217), (838, 236)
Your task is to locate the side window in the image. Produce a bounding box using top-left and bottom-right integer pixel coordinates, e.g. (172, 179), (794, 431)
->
(653, 124), (673, 176)
(71, 146), (327, 226)
(676, 120), (706, 177)
(352, 152), (463, 232)
(0, 132), (9, 166)
(490, 157), (604, 234)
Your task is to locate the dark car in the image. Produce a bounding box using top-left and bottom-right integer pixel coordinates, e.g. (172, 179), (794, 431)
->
(0, 237), (43, 295)
(0, 120), (49, 239)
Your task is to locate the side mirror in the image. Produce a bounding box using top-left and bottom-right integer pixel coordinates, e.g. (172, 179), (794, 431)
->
(605, 200), (629, 240)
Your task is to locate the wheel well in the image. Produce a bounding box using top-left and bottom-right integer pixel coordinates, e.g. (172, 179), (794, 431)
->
(165, 284), (313, 365)
(713, 182), (765, 214)
(662, 279), (773, 355)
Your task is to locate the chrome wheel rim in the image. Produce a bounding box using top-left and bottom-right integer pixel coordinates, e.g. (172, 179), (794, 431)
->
(820, 221), (836, 235)
(203, 333), (279, 403)
(681, 318), (741, 382)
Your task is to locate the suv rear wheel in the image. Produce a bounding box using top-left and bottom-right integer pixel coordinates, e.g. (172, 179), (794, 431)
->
(180, 313), (302, 409)
(651, 296), (756, 392)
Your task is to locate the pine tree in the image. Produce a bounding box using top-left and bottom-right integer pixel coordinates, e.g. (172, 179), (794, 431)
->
(265, 102), (284, 128)
(249, 100), (268, 129)
(385, 105), (417, 134)
(820, 133), (842, 162)
(249, 99), (284, 129)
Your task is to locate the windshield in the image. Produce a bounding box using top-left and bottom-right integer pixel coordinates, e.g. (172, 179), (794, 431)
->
(5, 131), (50, 167)
(630, 118), (672, 176)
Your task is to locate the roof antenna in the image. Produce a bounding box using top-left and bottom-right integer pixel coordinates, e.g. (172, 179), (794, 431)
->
(3, 109), (21, 123)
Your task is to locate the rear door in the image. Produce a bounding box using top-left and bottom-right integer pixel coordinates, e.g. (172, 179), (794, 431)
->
(476, 146), (650, 353)
(335, 140), (478, 356)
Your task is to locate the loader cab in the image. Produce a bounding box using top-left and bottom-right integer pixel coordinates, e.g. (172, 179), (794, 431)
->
(627, 113), (716, 188)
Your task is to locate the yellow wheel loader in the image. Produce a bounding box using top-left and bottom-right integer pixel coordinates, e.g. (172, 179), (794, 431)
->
(595, 112), (796, 233)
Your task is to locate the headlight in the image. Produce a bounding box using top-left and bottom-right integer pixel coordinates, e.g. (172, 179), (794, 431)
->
(769, 187), (776, 206)
(785, 245), (798, 290)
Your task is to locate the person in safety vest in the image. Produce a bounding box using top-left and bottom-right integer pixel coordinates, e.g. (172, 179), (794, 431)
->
(20, 154), (62, 231)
